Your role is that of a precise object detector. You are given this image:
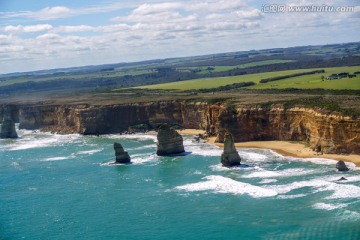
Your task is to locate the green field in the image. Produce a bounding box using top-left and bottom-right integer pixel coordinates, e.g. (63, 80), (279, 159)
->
(137, 66), (360, 90)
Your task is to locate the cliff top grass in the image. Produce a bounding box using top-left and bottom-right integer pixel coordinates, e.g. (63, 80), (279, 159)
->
(135, 66), (360, 91)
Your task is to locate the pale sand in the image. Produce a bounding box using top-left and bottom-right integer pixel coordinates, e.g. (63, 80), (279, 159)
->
(177, 129), (206, 135)
(179, 130), (360, 167)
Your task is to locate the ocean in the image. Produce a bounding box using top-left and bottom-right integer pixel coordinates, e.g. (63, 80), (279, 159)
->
(1, 127), (360, 239)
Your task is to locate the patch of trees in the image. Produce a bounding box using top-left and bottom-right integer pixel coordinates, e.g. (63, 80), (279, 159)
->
(259, 70), (325, 83)
(195, 82), (255, 93)
(100, 68), (114, 72)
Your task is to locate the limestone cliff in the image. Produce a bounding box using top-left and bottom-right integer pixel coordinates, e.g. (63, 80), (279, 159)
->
(0, 118), (18, 138)
(6, 101), (359, 155)
(17, 101), (205, 135)
(156, 124), (185, 156)
(0, 106), (18, 138)
(114, 142), (131, 164)
(206, 104), (360, 154)
(221, 133), (241, 167)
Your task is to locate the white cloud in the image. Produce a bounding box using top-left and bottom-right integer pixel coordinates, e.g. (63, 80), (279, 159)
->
(36, 33), (61, 40)
(132, 2), (183, 15)
(0, 0), (359, 74)
(0, 1), (150, 21)
(56, 25), (95, 33)
(0, 45), (25, 53)
(3, 24), (53, 33)
(236, 9), (263, 20)
(0, 6), (72, 21)
(36, 6), (72, 20)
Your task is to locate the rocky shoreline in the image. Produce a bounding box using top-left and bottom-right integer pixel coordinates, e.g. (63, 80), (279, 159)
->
(1, 100), (359, 156)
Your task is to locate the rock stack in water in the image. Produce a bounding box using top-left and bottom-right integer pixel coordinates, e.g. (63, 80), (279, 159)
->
(156, 124), (185, 156)
(336, 160), (349, 172)
(0, 115), (18, 139)
(221, 132), (241, 167)
(113, 142), (131, 164)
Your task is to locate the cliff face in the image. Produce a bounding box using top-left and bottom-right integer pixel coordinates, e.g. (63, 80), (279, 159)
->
(12, 101), (360, 154)
(206, 105), (360, 154)
(17, 101), (206, 134)
(19, 105), (81, 133)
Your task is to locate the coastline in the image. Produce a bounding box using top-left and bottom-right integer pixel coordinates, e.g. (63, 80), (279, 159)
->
(177, 129), (360, 167)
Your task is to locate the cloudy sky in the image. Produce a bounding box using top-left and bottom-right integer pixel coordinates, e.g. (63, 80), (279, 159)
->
(0, 0), (359, 74)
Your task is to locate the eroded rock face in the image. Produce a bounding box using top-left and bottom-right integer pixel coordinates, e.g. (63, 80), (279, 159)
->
(156, 124), (185, 156)
(207, 105), (360, 154)
(221, 133), (241, 167)
(114, 142), (131, 164)
(9, 101), (360, 155)
(0, 107), (18, 140)
(336, 160), (349, 172)
(17, 101), (205, 135)
(0, 118), (18, 138)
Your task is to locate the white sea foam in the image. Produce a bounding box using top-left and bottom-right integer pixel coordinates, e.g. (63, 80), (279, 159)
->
(175, 175), (278, 198)
(210, 164), (256, 172)
(286, 156), (359, 170)
(131, 154), (158, 165)
(317, 175), (360, 183)
(10, 137), (59, 150)
(108, 133), (157, 141)
(313, 203), (348, 211)
(265, 179), (360, 199)
(259, 179), (278, 184)
(338, 210), (360, 221)
(10, 161), (24, 170)
(299, 157), (339, 165)
(277, 194), (307, 199)
(8, 133), (81, 151)
(16, 129), (35, 137)
(239, 151), (268, 162)
(128, 145), (155, 151)
(101, 153), (158, 166)
(243, 168), (314, 179)
(184, 141), (222, 157)
(78, 149), (103, 155)
(42, 156), (70, 161)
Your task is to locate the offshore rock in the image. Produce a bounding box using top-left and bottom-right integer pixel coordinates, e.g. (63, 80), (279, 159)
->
(156, 124), (185, 156)
(336, 160), (349, 172)
(0, 117), (18, 139)
(113, 142), (131, 164)
(221, 132), (241, 167)
(337, 177), (347, 181)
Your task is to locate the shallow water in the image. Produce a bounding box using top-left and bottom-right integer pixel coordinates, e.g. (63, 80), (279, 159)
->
(1, 128), (359, 239)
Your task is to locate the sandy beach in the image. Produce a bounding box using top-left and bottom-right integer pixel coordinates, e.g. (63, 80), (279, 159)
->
(177, 129), (207, 135)
(178, 129), (360, 167)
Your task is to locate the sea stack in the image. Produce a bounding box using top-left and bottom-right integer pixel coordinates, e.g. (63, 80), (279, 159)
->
(156, 124), (185, 156)
(113, 142), (131, 164)
(221, 132), (241, 167)
(336, 160), (349, 172)
(0, 116), (18, 139)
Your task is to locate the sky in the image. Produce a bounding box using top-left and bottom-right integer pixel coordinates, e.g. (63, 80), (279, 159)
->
(0, 0), (359, 74)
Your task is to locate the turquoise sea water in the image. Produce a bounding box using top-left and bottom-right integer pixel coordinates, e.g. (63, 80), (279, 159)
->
(1, 127), (360, 239)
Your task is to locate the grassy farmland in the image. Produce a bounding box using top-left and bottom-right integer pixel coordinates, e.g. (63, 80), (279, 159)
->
(137, 66), (360, 90)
